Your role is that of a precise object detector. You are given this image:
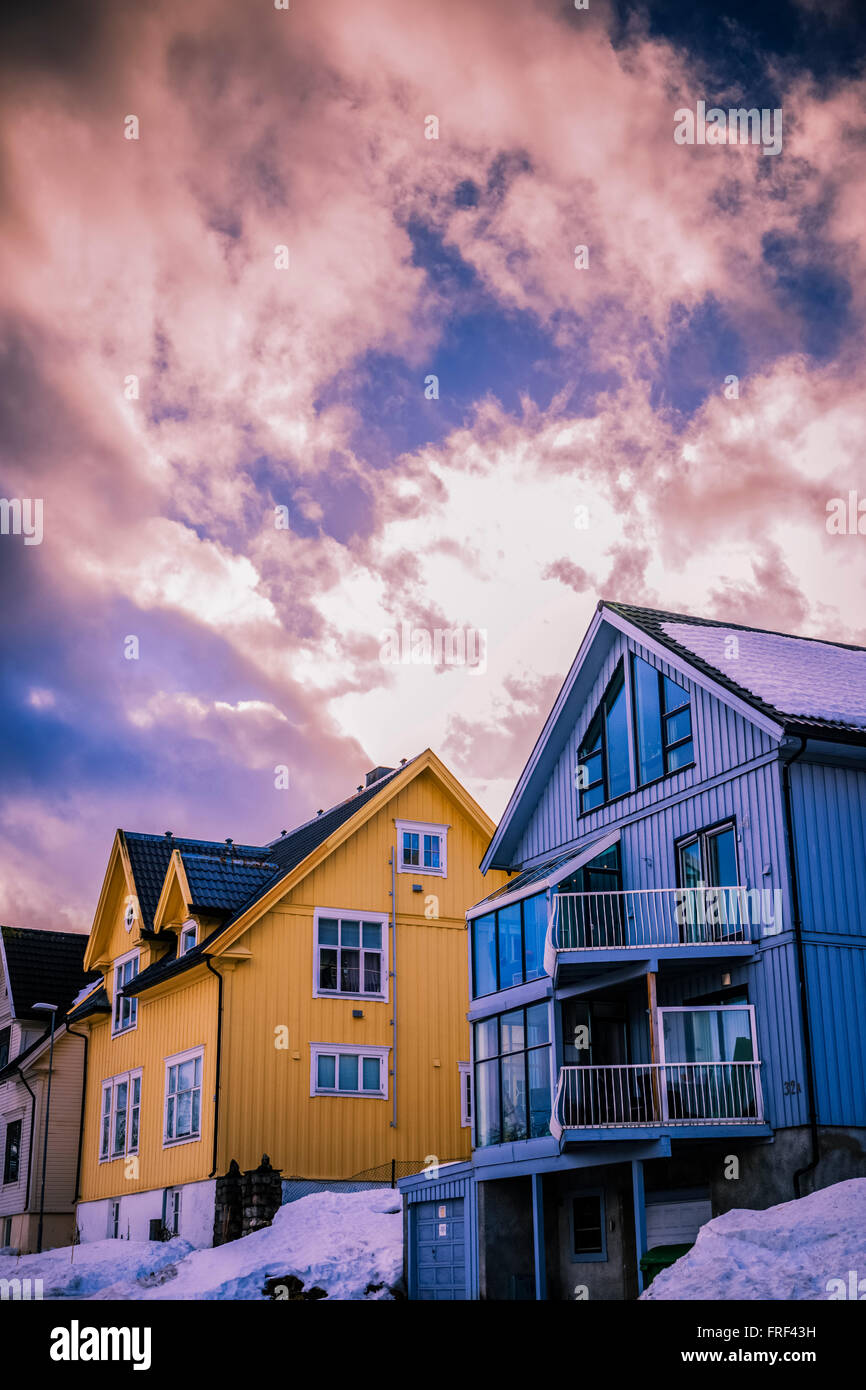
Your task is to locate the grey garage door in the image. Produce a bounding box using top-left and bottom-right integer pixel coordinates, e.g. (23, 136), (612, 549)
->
(413, 1197), (467, 1300)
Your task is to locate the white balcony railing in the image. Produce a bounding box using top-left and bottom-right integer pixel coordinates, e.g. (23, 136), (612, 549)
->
(549, 887), (762, 954)
(551, 1062), (764, 1138)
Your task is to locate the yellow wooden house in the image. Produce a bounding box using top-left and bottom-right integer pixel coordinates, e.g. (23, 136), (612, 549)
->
(70, 752), (505, 1245)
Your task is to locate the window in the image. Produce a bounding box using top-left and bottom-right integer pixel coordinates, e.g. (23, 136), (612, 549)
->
(394, 820), (448, 877)
(470, 892), (548, 999)
(112, 950), (139, 1035)
(632, 655), (694, 785)
(314, 910), (388, 999)
(0, 1027), (10, 1069)
(458, 1061), (472, 1128)
(473, 1003), (551, 1146)
(570, 1192), (606, 1260)
(109, 1200), (120, 1239)
(99, 1070), (142, 1160)
(578, 663), (631, 812)
(179, 921), (198, 956)
(3, 1119), (22, 1184)
(676, 821), (742, 941)
(310, 1043), (389, 1098)
(164, 1048), (203, 1145)
(3, 1216), (11, 1246)
(167, 1188), (182, 1236)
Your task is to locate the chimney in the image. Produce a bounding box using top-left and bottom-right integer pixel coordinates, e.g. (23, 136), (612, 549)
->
(365, 766), (395, 788)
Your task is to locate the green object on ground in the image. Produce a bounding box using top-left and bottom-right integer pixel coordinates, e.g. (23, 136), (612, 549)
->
(640, 1243), (693, 1288)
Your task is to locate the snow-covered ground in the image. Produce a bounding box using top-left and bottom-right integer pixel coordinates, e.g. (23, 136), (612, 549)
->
(0, 1189), (403, 1301)
(642, 1178), (866, 1300)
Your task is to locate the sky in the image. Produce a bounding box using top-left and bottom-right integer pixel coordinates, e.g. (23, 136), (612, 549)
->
(1, 0), (865, 931)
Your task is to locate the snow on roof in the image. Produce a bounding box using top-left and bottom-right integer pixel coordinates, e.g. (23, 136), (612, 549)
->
(662, 622), (866, 730)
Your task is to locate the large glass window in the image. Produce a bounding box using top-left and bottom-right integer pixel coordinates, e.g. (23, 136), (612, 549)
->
(471, 893), (547, 998)
(578, 663), (632, 812)
(633, 654), (664, 784)
(605, 666), (630, 799)
(473, 1002), (551, 1146)
(631, 655), (694, 784)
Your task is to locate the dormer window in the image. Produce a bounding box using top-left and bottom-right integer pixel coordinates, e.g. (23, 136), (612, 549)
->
(179, 921), (198, 956)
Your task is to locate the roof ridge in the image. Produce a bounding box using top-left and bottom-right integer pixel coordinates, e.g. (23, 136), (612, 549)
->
(603, 599), (866, 654)
(263, 755), (419, 849)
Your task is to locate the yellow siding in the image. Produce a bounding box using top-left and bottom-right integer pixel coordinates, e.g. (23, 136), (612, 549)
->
(78, 971), (217, 1202)
(219, 769), (506, 1178)
(78, 762), (506, 1200)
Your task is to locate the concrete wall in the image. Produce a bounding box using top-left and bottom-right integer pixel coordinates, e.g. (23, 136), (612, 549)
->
(76, 1177), (215, 1247)
(477, 1177), (534, 1299)
(547, 1165), (634, 1301)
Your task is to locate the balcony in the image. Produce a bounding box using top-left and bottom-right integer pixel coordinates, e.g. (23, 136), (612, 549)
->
(545, 887), (764, 977)
(550, 1061), (766, 1142)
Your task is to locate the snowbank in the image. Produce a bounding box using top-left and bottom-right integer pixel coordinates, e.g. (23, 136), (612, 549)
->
(0, 1188), (403, 1301)
(0, 1237), (193, 1300)
(641, 1178), (866, 1300)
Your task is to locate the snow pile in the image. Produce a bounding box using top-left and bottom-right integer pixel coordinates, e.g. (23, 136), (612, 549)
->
(642, 1179), (866, 1300)
(0, 1237), (193, 1300)
(662, 622), (866, 728)
(0, 1188), (403, 1301)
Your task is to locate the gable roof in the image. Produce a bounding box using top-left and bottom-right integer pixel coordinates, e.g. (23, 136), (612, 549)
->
(119, 753), (486, 1001)
(123, 833), (270, 933)
(605, 602), (866, 740)
(482, 598), (866, 874)
(0, 925), (99, 1021)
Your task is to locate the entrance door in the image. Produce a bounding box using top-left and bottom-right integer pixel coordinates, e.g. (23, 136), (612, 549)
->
(412, 1198), (467, 1300)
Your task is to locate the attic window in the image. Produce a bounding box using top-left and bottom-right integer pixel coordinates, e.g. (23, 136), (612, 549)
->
(395, 820), (449, 878)
(179, 922), (198, 956)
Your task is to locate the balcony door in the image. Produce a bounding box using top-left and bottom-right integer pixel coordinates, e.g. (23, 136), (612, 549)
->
(676, 822), (746, 944)
(659, 1006), (759, 1120)
(562, 999), (632, 1124)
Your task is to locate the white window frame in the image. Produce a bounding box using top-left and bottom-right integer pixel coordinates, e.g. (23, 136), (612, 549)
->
(179, 920), (198, 956)
(657, 1004), (759, 1067)
(394, 819), (449, 878)
(458, 1060), (472, 1128)
(109, 1199), (121, 1239)
(163, 1046), (204, 1148)
(312, 908), (389, 1001)
(99, 1069), (142, 1162)
(166, 1187), (182, 1236)
(309, 1042), (390, 1099)
(111, 948), (140, 1037)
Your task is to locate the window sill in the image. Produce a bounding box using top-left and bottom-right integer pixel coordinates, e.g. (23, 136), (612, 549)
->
(98, 1152), (139, 1165)
(162, 1134), (202, 1149)
(313, 990), (387, 1002)
(312, 1090), (386, 1100)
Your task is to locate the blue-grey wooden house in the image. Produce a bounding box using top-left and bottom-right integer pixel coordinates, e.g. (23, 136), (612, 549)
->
(400, 600), (866, 1299)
